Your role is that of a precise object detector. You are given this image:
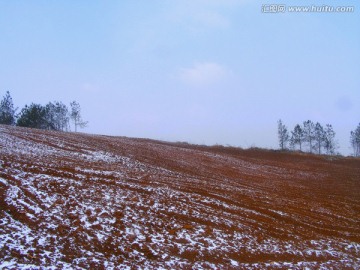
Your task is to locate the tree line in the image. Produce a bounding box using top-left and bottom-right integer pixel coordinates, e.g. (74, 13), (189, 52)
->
(278, 119), (360, 157)
(0, 91), (88, 132)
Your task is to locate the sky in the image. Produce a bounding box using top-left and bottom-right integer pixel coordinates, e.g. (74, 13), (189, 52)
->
(0, 0), (359, 155)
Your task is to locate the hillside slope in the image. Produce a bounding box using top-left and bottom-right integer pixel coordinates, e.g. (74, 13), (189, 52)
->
(0, 125), (359, 269)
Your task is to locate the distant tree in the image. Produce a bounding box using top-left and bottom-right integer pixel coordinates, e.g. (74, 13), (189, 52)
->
(290, 124), (304, 151)
(54, 101), (70, 131)
(0, 91), (17, 125)
(350, 123), (360, 157)
(45, 101), (69, 131)
(70, 101), (88, 132)
(17, 103), (48, 129)
(314, 122), (325, 155)
(303, 120), (315, 153)
(277, 119), (289, 150)
(324, 124), (337, 155)
(44, 102), (56, 130)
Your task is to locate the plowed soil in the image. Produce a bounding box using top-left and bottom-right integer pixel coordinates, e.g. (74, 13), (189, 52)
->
(0, 125), (359, 269)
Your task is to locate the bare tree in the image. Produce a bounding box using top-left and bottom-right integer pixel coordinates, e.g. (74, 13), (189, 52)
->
(45, 101), (69, 131)
(303, 120), (315, 153)
(277, 119), (289, 150)
(314, 122), (325, 155)
(350, 123), (360, 157)
(70, 101), (88, 132)
(290, 124), (304, 151)
(324, 124), (337, 155)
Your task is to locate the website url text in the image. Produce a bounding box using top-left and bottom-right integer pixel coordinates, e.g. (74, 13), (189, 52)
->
(262, 5), (355, 13)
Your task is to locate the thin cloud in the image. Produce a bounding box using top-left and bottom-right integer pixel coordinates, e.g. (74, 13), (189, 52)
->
(178, 62), (232, 87)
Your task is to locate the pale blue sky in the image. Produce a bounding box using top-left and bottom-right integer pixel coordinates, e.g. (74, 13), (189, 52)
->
(1, 1), (359, 155)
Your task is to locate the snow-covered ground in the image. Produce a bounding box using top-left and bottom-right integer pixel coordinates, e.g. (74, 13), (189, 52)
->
(0, 125), (359, 269)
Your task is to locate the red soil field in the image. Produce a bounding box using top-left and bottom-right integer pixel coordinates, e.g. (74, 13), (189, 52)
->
(0, 125), (359, 269)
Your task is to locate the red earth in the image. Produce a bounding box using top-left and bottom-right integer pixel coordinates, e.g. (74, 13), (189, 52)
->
(0, 125), (359, 269)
